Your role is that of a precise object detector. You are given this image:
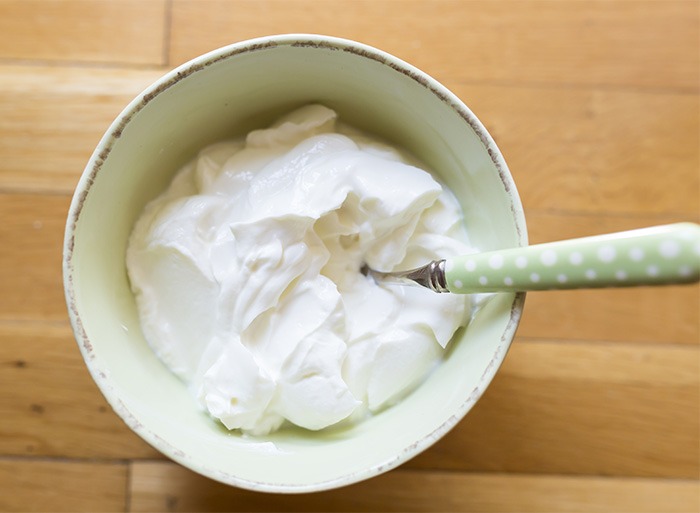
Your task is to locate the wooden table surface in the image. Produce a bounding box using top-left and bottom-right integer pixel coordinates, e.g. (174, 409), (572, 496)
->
(1, 1), (698, 512)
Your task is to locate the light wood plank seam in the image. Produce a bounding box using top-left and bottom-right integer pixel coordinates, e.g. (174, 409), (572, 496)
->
(0, 187), (697, 222)
(0, 455), (135, 465)
(440, 77), (700, 96)
(513, 335), (700, 350)
(0, 186), (75, 197)
(0, 319), (72, 328)
(513, 332), (700, 347)
(0, 62), (696, 96)
(0, 318), (694, 351)
(125, 458), (133, 513)
(0, 57), (171, 71)
(163, 0), (174, 68)
(522, 209), (700, 223)
(1, 451), (696, 484)
(2, 455), (697, 483)
(125, 461), (700, 484)
(390, 468), (700, 485)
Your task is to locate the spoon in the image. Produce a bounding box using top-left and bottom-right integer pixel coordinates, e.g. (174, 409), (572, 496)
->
(362, 223), (700, 293)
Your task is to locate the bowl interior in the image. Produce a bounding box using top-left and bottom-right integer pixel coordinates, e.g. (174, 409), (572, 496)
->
(65, 36), (526, 492)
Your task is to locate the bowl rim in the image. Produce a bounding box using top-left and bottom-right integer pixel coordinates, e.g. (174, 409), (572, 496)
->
(62, 33), (528, 493)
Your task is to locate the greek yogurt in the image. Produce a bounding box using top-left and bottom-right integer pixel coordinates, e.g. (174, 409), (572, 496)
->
(127, 105), (474, 435)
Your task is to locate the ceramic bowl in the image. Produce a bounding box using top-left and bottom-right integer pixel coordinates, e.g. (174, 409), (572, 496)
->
(63, 34), (527, 492)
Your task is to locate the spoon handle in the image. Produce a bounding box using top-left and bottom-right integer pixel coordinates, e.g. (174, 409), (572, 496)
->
(444, 223), (700, 293)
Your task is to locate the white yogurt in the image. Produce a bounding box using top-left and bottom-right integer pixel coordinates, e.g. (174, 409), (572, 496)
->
(127, 105), (474, 435)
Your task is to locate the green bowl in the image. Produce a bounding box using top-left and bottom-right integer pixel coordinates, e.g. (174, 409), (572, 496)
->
(63, 34), (527, 492)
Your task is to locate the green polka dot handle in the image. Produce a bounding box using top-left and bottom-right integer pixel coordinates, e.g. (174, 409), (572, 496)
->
(444, 223), (700, 293)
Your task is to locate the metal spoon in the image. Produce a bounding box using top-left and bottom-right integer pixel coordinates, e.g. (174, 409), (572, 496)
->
(362, 223), (700, 293)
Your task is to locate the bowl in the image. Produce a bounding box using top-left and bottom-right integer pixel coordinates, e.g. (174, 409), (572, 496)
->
(63, 34), (527, 493)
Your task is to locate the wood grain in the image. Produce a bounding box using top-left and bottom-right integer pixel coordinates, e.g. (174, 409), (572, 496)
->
(454, 84), (700, 217)
(408, 339), (700, 478)
(2, 320), (695, 479)
(0, 0), (167, 65)
(169, 0), (700, 90)
(129, 461), (700, 513)
(0, 1), (698, 510)
(0, 322), (159, 459)
(1, 65), (697, 216)
(0, 458), (127, 512)
(0, 64), (163, 194)
(0, 193), (71, 322)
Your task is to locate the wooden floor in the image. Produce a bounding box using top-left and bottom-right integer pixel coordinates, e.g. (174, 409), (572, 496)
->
(1, 1), (698, 512)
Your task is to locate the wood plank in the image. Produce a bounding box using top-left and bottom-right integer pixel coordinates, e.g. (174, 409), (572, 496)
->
(455, 84), (700, 217)
(0, 64), (163, 194)
(409, 339), (700, 478)
(169, 0), (699, 91)
(517, 212), (700, 344)
(0, 322), (160, 459)
(0, 0), (167, 65)
(1, 3), (696, 513)
(1, 66), (697, 218)
(129, 461), (700, 512)
(0, 193), (73, 322)
(2, 316), (695, 479)
(0, 323), (160, 458)
(0, 458), (127, 512)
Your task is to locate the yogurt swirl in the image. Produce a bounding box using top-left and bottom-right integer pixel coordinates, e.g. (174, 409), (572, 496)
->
(127, 105), (473, 435)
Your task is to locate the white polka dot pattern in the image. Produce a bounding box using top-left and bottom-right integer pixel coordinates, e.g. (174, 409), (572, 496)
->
(443, 223), (700, 293)
(569, 252), (583, 265)
(489, 254), (504, 269)
(629, 247), (644, 261)
(540, 250), (557, 266)
(659, 240), (680, 259)
(598, 245), (616, 263)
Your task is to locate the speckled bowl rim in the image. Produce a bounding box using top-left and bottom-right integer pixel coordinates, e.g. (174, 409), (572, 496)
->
(63, 34), (528, 493)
